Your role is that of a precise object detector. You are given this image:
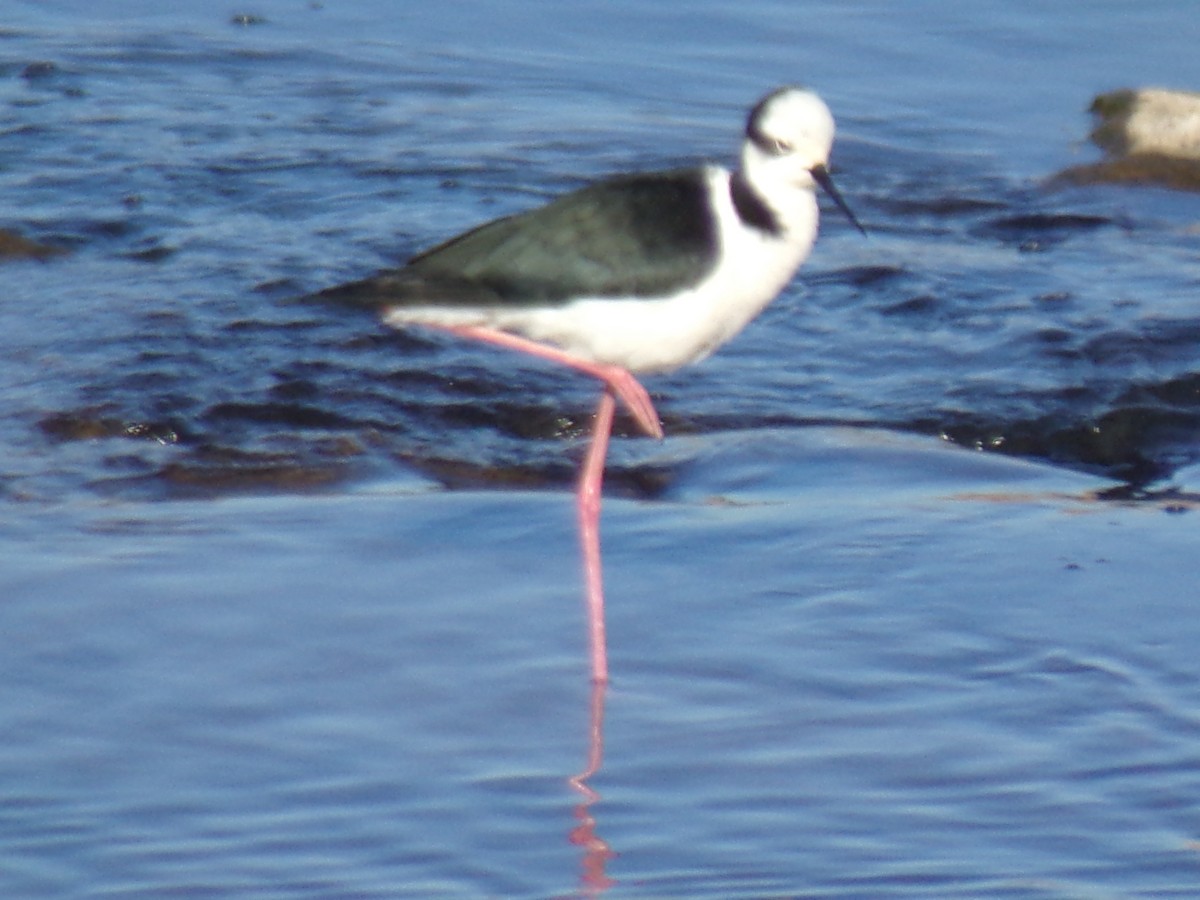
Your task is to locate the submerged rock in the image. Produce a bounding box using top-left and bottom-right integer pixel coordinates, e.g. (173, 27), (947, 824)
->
(1053, 87), (1200, 190)
(0, 228), (64, 261)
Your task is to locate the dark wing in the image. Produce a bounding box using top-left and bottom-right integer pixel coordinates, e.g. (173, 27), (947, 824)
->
(310, 168), (720, 311)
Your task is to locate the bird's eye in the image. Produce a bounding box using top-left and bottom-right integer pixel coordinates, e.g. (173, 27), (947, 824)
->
(771, 138), (793, 155)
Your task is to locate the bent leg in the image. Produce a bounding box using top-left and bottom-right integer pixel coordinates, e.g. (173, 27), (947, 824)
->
(433, 324), (664, 440)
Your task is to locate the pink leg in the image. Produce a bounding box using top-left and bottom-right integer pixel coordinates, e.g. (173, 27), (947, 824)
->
(577, 390), (615, 684)
(415, 322), (639, 684)
(436, 324), (663, 440)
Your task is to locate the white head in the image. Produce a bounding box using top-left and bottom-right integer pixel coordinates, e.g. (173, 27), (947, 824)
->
(740, 86), (864, 234)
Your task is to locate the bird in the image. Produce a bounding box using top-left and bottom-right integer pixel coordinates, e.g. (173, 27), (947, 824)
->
(311, 85), (864, 684)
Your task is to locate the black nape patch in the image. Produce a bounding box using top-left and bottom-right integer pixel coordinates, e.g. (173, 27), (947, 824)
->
(746, 118), (775, 155)
(745, 86), (803, 155)
(730, 172), (782, 236)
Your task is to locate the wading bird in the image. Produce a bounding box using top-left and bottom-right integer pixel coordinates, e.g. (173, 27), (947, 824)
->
(312, 86), (864, 684)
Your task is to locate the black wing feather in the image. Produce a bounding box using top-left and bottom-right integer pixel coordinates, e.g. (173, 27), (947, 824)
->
(311, 168), (720, 311)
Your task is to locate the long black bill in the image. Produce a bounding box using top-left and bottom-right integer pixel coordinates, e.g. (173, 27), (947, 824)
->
(811, 163), (867, 237)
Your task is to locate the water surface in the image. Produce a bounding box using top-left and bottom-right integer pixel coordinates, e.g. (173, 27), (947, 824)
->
(3, 1), (1200, 896)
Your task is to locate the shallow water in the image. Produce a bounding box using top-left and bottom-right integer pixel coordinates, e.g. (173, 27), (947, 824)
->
(3, 1), (1200, 896)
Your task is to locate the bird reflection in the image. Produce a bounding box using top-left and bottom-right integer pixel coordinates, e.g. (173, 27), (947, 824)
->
(567, 680), (615, 894)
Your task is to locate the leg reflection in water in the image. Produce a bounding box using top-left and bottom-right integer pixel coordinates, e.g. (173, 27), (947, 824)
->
(568, 680), (615, 894)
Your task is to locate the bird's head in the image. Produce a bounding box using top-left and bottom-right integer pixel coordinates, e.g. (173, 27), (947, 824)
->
(741, 86), (865, 235)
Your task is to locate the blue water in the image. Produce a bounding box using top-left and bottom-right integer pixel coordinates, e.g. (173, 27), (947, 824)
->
(3, 1), (1200, 896)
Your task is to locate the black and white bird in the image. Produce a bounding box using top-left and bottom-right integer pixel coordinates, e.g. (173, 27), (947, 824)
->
(312, 85), (864, 684)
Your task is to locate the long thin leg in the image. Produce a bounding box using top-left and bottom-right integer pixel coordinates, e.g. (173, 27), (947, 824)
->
(578, 389), (615, 684)
(406, 321), (637, 683)
(431, 323), (663, 440)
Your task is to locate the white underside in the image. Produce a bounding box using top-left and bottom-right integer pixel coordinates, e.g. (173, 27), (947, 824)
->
(384, 166), (819, 374)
